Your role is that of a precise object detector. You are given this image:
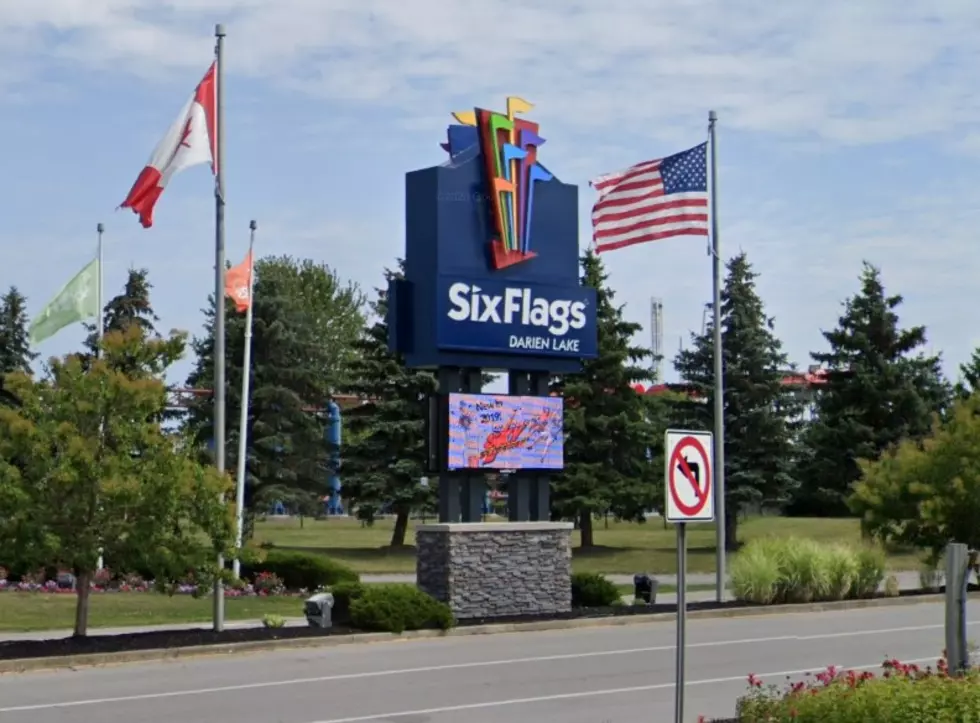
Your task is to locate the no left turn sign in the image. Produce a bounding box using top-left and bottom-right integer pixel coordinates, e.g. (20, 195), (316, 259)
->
(664, 429), (714, 522)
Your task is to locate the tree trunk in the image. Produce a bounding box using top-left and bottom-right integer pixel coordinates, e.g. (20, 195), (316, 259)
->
(299, 514), (305, 529)
(73, 571), (92, 638)
(725, 511), (739, 553)
(579, 509), (595, 548)
(390, 506), (410, 547)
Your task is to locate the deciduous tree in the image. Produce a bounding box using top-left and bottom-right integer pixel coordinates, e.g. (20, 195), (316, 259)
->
(0, 328), (233, 637)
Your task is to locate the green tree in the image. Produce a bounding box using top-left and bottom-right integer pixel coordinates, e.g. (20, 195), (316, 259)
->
(954, 348), (980, 399)
(851, 394), (980, 560)
(0, 286), (36, 406)
(793, 262), (951, 516)
(0, 328), (233, 637)
(342, 262), (437, 547)
(552, 250), (658, 547)
(84, 268), (161, 363)
(185, 256), (364, 529)
(674, 252), (799, 549)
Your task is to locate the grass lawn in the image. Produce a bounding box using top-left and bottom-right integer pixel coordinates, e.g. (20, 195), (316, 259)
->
(0, 593), (305, 632)
(255, 515), (925, 575)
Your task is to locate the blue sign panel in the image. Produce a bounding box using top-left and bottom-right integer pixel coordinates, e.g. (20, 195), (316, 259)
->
(389, 97), (597, 374)
(435, 276), (597, 358)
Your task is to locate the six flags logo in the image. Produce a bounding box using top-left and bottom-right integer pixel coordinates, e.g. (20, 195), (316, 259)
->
(448, 97), (553, 270)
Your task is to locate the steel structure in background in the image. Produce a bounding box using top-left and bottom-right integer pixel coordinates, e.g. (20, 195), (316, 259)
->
(649, 297), (664, 382)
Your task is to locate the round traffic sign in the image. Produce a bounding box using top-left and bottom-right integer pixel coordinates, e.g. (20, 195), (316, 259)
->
(668, 435), (712, 517)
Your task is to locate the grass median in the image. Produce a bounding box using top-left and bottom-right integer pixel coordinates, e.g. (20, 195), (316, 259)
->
(0, 593), (306, 633)
(255, 515), (923, 575)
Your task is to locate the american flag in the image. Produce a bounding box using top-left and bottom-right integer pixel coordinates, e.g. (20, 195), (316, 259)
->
(591, 142), (709, 253)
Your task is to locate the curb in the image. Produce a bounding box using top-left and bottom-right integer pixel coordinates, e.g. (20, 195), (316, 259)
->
(0, 592), (972, 674)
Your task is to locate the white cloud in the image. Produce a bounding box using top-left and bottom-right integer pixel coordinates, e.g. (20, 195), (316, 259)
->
(2, 0), (979, 146)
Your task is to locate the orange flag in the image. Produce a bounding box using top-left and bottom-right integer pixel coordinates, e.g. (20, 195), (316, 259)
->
(225, 250), (253, 313)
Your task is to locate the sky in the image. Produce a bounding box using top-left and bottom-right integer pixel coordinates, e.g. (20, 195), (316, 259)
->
(2, 0), (979, 392)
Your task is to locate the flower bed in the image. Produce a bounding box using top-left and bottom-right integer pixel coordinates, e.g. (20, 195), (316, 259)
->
(727, 655), (980, 722)
(0, 567), (302, 598)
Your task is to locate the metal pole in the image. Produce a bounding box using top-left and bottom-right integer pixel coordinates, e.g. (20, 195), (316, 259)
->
(674, 522), (687, 723)
(708, 110), (726, 602)
(96, 222), (105, 572)
(232, 220), (256, 579)
(945, 542), (969, 675)
(212, 22), (227, 633)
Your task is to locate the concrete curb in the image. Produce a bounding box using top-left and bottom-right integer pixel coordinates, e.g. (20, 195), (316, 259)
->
(1, 592), (973, 674)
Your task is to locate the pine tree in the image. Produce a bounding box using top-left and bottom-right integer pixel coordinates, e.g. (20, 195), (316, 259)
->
(342, 261), (437, 547)
(674, 252), (799, 549)
(954, 349), (980, 399)
(184, 256), (364, 530)
(82, 268), (163, 373)
(792, 262), (951, 516)
(552, 250), (659, 547)
(0, 286), (37, 407)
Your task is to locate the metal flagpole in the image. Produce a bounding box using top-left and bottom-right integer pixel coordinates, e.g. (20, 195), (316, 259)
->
(232, 220), (257, 579)
(708, 110), (727, 602)
(212, 22), (227, 632)
(96, 222), (105, 572)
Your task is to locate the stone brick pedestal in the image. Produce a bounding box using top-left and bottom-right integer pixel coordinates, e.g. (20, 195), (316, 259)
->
(416, 522), (573, 620)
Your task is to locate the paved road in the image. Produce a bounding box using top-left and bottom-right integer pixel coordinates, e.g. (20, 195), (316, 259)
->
(1, 599), (975, 723)
(362, 570), (925, 588)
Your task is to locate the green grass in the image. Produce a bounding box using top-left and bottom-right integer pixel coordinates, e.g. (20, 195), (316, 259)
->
(255, 515), (925, 575)
(0, 593), (305, 632)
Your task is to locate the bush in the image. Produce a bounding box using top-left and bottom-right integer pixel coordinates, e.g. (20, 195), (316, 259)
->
(735, 656), (980, 722)
(348, 584), (454, 634)
(329, 581), (366, 624)
(730, 537), (887, 604)
(241, 550), (359, 591)
(571, 572), (622, 608)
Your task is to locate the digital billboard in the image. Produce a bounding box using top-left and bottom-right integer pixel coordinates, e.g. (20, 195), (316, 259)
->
(447, 393), (563, 471)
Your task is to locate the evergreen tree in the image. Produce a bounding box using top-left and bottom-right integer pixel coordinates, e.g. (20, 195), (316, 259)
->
(954, 348), (980, 399)
(342, 261), (437, 547)
(552, 250), (659, 547)
(184, 256), (364, 530)
(674, 252), (799, 549)
(82, 268), (163, 374)
(0, 286), (36, 406)
(792, 262), (951, 516)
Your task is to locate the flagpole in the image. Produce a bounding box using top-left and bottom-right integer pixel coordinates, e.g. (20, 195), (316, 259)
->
(232, 220), (256, 579)
(212, 22), (227, 633)
(708, 110), (726, 602)
(96, 222), (105, 573)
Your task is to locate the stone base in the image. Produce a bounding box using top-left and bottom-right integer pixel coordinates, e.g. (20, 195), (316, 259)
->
(416, 522), (573, 619)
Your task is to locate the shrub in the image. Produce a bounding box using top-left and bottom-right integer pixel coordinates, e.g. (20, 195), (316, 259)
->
(253, 571), (285, 594)
(735, 656), (980, 722)
(883, 574), (900, 597)
(262, 614), (286, 629)
(730, 537), (886, 604)
(348, 584), (454, 634)
(241, 550), (359, 591)
(571, 572), (621, 608)
(329, 581), (366, 624)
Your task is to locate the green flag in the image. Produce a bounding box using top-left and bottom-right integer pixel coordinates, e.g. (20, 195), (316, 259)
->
(29, 258), (100, 345)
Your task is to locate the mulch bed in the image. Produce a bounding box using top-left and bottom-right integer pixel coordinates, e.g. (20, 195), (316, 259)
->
(2, 584), (975, 661)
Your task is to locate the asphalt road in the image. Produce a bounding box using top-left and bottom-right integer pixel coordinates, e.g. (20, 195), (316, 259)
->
(1, 599), (976, 723)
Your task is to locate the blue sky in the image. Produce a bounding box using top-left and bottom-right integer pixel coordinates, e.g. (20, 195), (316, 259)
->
(2, 0), (979, 389)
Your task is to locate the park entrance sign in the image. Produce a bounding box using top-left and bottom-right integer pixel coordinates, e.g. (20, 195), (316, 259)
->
(388, 98), (596, 621)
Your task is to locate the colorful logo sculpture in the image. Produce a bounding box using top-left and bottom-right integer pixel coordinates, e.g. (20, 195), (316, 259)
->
(448, 97), (553, 270)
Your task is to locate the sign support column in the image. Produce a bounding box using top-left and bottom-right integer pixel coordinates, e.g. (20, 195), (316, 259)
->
(664, 429), (714, 723)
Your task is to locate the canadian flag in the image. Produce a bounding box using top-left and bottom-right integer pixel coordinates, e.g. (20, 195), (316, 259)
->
(120, 62), (217, 228)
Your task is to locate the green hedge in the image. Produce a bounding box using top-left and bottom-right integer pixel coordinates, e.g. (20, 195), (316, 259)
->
(329, 581), (366, 624)
(347, 584), (454, 634)
(736, 658), (980, 722)
(571, 572), (622, 608)
(240, 550), (359, 591)
(729, 537), (886, 604)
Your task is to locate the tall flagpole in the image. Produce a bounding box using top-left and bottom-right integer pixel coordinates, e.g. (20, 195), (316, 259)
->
(232, 220), (257, 579)
(212, 22), (227, 633)
(96, 222), (105, 573)
(708, 110), (727, 602)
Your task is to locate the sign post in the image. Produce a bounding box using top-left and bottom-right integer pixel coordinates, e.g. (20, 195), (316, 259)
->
(665, 429), (715, 723)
